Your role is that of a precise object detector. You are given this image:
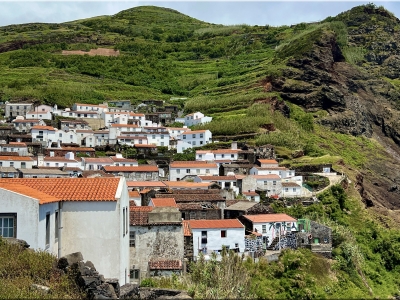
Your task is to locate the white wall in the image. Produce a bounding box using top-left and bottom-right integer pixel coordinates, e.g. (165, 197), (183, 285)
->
(0, 159), (33, 169)
(192, 227), (245, 259)
(60, 178), (129, 285)
(39, 202), (60, 255)
(0, 189), (40, 248)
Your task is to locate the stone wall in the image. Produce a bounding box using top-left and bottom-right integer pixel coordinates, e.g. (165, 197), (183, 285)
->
(184, 236), (194, 261)
(130, 225), (184, 279)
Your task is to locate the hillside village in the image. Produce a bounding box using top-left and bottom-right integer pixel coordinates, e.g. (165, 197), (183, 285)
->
(0, 98), (340, 289)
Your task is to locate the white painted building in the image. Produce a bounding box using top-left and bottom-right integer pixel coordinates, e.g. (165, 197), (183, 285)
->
(12, 118), (46, 133)
(25, 110), (52, 120)
(169, 161), (219, 181)
(0, 177), (130, 284)
(82, 157), (114, 171)
(0, 156), (34, 169)
(196, 149), (240, 162)
(188, 219), (245, 260)
(281, 182), (303, 197)
(31, 125), (57, 144)
(165, 127), (190, 139)
(0, 142), (29, 156)
(194, 175), (239, 196)
(182, 112), (212, 127)
(177, 130), (212, 153)
(242, 214), (297, 248)
(72, 103), (107, 113)
(40, 153), (82, 169)
(242, 175), (282, 197)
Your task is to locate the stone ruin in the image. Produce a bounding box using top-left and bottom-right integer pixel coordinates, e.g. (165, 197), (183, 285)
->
(57, 252), (192, 299)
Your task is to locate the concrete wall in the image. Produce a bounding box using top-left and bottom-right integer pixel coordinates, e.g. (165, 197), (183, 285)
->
(192, 227), (245, 259)
(129, 225), (184, 279)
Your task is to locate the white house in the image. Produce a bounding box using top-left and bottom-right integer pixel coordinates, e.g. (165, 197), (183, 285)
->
(0, 142), (29, 156)
(31, 125), (57, 144)
(242, 214), (297, 249)
(242, 174), (282, 197)
(188, 219), (245, 260)
(0, 156), (34, 169)
(165, 127), (190, 139)
(249, 166), (294, 178)
(0, 177), (130, 285)
(82, 157), (114, 170)
(40, 153), (82, 169)
(196, 149), (240, 162)
(12, 118), (46, 133)
(177, 130), (212, 153)
(194, 175), (239, 196)
(281, 182), (303, 197)
(242, 191), (261, 202)
(182, 112), (212, 127)
(110, 154), (138, 167)
(72, 103), (107, 114)
(169, 161), (219, 181)
(25, 110), (52, 120)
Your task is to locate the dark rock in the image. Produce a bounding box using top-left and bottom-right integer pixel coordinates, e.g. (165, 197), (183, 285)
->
(105, 278), (120, 297)
(85, 261), (96, 270)
(58, 252), (83, 270)
(119, 283), (139, 299)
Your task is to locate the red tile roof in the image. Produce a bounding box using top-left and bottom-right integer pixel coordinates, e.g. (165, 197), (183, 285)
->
(151, 198), (177, 208)
(243, 191), (259, 196)
(129, 190), (140, 198)
(84, 157), (114, 164)
(170, 161), (218, 168)
(103, 165), (158, 172)
(130, 206), (153, 225)
(243, 213), (297, 223)
(134, 144), (157, 148)
(0, 156), (33, 161)
(163, 181), (213, 189)
(127, 181), (166, 188)
(188, 219), (244, 229)
(148, 260), (182, 270)
(32, 125), (55, 130)
(111, 124), (139, 128)
(0, 178), (121, 201)
(182, 220), (191, 236)
(110, 156), (138, 163)
(258, 159), (279, 164)
(0, 183), (59, 204)
(182, 130), (207, 134)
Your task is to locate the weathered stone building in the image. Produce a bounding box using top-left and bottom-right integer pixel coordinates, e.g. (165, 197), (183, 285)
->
(296, 219), (332, 258)
(129, 206), (184, 283)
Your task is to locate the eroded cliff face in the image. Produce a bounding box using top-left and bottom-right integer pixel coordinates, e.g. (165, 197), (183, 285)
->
(266, 24), (400, 209)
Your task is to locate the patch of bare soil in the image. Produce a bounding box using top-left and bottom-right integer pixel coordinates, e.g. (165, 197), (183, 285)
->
(61, 48), (120, 57)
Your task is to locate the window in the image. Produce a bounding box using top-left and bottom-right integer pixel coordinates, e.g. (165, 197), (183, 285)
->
(55, 163), (59, 167)
(186, 169), (190, 174)
(123, 208), (126, 236)
(221, 230), (227, 238)
(161, 135), (164, 139)
(201, 231), (207, 244)
(262, 225), (266, 233)
(130, 269), (139, 279)
(196, 169), (200, 174)
(200, 133), (203, 138)
(45, 213), (50, 247)
(221, 154), (225, 158)
(231, 154), (234, 158)
(55, 210), (59, 239)
(9, 162), (14, 167)
(293, 188), (296, 192)
(285, 188), (289, 192)
(201, 212), (206, 219)
(198, 154), (202, 159)
(70, 135), (73, 139)
(190, 212), (196, 219)
(200, 141), (203, 145)
(183, 135), (186, 139)
(0, 214), (16, 238)
(176, 169), (180, 174)
(263, 181), (267, 185)
(21, 162), (26, 169)
(152, 135), (156, 139)
(273, 181), (276, 186)
(125, 207), (129, 235)
(206, 169), (210, 174)
(192, 141), (196, 146)
(192, 134), (196, 138)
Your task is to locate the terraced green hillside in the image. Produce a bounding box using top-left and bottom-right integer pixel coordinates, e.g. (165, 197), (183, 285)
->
(2, 4), (400, 299)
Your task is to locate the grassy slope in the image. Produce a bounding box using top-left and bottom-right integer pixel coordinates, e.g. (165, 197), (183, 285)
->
(1, 4), (400, 298)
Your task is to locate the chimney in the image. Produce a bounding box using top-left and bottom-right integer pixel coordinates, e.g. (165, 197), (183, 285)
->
(231, 141), (237, 150)
(37, 153), (44, 167)
(57, 140), (61, 148)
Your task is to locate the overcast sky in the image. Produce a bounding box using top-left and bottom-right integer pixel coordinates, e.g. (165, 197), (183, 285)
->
(0, 1), (399, 27)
